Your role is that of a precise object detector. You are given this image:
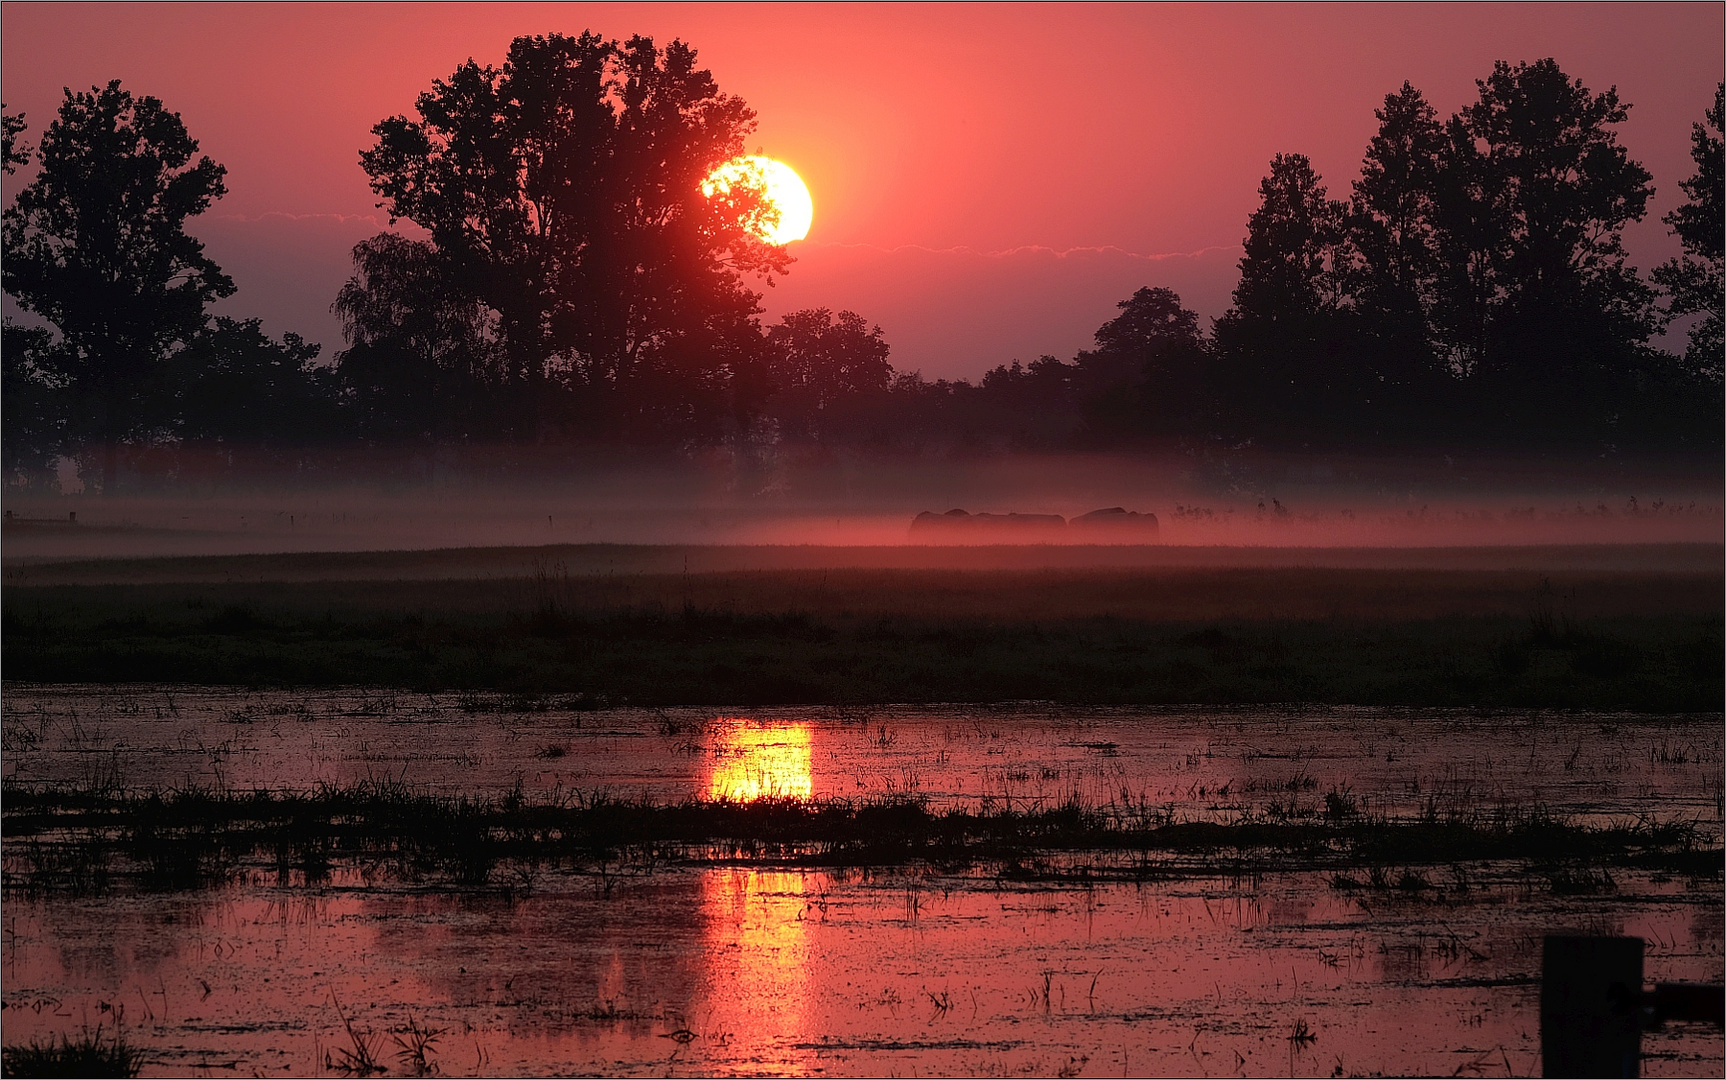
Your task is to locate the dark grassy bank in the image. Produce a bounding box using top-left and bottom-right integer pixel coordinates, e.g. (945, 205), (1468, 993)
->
(9, 542), (1723, 585)
(4, 781), (1716, 893)
(4, 565), (1720, 710)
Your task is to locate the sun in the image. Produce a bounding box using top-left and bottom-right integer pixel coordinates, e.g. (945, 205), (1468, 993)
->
(702, 155), (813, 245)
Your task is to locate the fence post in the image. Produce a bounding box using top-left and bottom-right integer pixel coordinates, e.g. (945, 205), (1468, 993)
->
(1541, 935), (1643, 1078)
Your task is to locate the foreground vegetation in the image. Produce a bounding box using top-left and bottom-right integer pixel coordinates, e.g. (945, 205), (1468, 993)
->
(4, 780), (1717, 896)
(0, 1028), (143, 1079)
(3, 566), (1720, 710)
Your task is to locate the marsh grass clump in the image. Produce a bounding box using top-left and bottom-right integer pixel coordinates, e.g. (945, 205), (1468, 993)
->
(1541, 862), (1618, 895)
(391, 1014), (445, 1078)
(1, 1028), (143, 1078)
(2, 780), (1716, 892)
(1322, 785), (1358, 820)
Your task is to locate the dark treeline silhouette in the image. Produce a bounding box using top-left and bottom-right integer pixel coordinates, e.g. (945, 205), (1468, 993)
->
(3, 46), (1720, 492)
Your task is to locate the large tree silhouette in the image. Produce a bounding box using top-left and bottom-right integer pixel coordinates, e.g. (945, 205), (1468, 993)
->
(1072, 286), (1211, 442)
(761, 309), (892, 441)
(1212, 153), (1356, 442)
(1652, 83), (1724, 383)
(1441, 60), (1660, 441)
(352, 32), (787, 441)
(1349, 85), (1446, 375)
(1, 82), (233, 491)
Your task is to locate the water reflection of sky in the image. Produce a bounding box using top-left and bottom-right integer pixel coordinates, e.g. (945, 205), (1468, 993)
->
(700, 724), (817, 1042)
(706, 720), (813, 802)
(9, 869), (1721, 1077)
(11, 690), (1720, 829)
(701, 869), (810, 1039)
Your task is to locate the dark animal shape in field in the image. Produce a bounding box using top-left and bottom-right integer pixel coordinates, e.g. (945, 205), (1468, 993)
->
(909, 509), (1068, 540)
(1069, 507), (1159, 538)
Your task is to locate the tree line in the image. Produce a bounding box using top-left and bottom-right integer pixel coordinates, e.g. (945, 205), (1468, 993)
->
(3, 40), (1720, 491)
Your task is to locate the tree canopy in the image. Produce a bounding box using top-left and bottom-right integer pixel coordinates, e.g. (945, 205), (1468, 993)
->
(349, 32), (789, 442)
(1652, 82), (1724, 382)
(2, 81), (235, 487)
(1199, 59), (1698, 451)
(1452, 59), (1660, 442)
(2, 53), (1717, 489)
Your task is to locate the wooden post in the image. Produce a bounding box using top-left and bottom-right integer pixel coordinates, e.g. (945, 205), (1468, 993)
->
(1647, 982), (1726, 1026)
(1542, 935), (1643, 1078)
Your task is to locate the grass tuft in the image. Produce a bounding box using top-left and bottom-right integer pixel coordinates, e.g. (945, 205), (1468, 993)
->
(2, 1028), (142, 1078)
(3, 781), (1715, 892)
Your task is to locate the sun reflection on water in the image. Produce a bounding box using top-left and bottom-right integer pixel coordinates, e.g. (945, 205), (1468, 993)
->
(700, 868), (813, 1040)
(707, 721), (814, 802)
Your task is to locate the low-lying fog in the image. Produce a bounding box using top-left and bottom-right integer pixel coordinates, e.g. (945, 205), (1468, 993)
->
(3, 452), (1720, 562)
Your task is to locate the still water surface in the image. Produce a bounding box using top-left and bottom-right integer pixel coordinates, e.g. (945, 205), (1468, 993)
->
(3, 687), (1721, 1076)
(4, 686), (1720, 822)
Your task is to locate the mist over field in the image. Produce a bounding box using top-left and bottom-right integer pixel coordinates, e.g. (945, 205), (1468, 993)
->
(3, 450), (1720, 565)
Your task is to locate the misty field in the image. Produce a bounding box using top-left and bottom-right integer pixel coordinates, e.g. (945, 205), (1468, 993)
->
(4, 544), (1720, 711)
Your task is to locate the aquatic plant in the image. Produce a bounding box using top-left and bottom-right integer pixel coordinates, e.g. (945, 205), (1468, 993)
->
(325, 992), (385, 1077)
(2, 779), (1716, 893)
(391, 1014), (445, 1078)
(0, 1027), (143, 1078)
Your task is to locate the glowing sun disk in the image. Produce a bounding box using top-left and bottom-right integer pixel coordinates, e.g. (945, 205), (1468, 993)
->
(702, 155), (813, 245)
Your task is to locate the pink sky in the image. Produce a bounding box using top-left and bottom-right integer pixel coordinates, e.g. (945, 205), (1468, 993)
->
(3, 3), (1721, 377)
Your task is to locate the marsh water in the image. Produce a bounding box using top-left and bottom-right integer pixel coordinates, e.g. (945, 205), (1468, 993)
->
(4, 686), (1722, 1076)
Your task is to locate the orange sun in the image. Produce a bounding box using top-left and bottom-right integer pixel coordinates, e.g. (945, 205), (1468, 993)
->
(702, 155), (813, 245)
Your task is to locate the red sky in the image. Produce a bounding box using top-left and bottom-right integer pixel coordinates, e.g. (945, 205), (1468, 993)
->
(3, 2), (1721, 378)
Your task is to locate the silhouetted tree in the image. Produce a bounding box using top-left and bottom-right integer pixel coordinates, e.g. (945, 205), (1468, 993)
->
(353, 32), (786, 441)
(1349, 85), (1446, 371)
(761, 308), (892, 440)
(1333, 84), (1468, 441)
(1, 81), (233, 491)
(1439, 60), (1660, 442)
(1212, 154), (1357, 442)
(333, 233), (505, 440)
(1652, 83), (1724, 383)
(974, 357), (1078, 446)
(1072, 286), (1211, 442)
(175, 318), (339, 448)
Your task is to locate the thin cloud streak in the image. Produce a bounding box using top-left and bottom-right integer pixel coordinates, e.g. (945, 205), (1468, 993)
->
(799, 240), (1244, 263)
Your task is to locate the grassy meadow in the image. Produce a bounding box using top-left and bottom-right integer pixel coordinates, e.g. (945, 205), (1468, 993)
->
(3, 545), (1719, 711)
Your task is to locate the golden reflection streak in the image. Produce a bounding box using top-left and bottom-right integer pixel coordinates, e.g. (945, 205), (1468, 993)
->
(698, 723), (816, 1040)
(700, 869), (811, 1039)
(706, 721), (813, 802)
